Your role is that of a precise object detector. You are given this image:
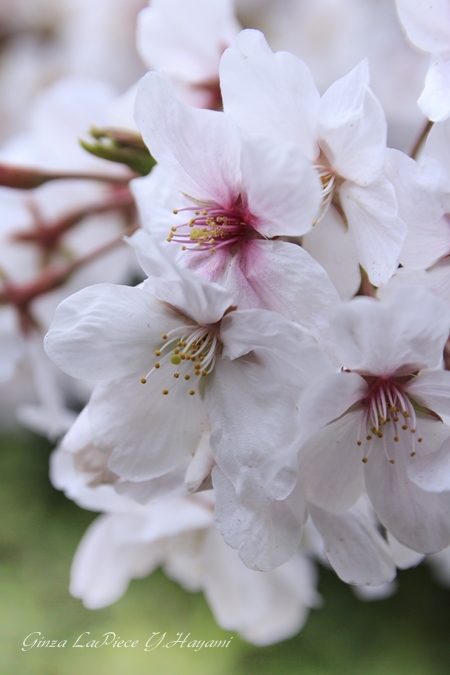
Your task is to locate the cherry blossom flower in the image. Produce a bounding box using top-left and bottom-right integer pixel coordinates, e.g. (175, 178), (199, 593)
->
(219, 29), (407, 292)
(396, 0), (450, 121)
(44, 238), (331, 518)
(132, 71), (341, 349)
(296, 288), (450, 554)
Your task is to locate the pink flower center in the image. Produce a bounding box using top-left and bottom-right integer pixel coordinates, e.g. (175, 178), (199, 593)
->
(168, 204), (248, 253)
(356, 376), (422, 464)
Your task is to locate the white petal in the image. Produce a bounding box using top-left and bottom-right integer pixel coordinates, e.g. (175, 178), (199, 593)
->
(298, 371), (367, 444)
(309, 500), (396, 586)
(297, 411), (365, 513)
(90, 374), (208, 481)
(44, 284), (180, 381)
(340, 176), (406, 287)
(387, 532), (425, 570)
(407, 437), (450, 493)
(419, 52), (450, 122)
(331, 288), (450, 375)
(205, 309), (329, 498)
(424, 117), (450, 174)
(134, 72), (241, 205)
(406, 370), (450, 417)
(114, 466), (190, 504)
(130, 231), (234, 325)
(302, 208), (361, 301)
(386, 149), (450, 268)
(396, 0), (450, 54)
(184, 428), (215, 493)
(201, 526), (319, 646)
(318, 60), (387, 185)
(365, 434), (450, 553)
(220, 29), (320, 160)
(240, 133), (321, 237)
(70, 515), (163, 609)
(212, 467), (306, 571)
(206, 351), (304, 499)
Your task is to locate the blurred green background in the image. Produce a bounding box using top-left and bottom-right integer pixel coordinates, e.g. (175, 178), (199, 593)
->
(2, 430), (450, 675)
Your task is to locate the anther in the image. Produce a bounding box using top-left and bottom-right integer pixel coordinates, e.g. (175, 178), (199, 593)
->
(173, 373), (179, 378)
(418, 438), (423, 443)
(184, 374), (190, 380)
(173, 209), (179, 214)
(162, 389), (169, 395)
(402, 424), (408, 430)
(394, 436), (399, 442)
(362, 457), (368, 463)
(411, 452), (416, 457)
(357, 440), (362, 446)
(189, 390), (195, 395)
(154, 350), (161, 356)
(411, 428), (416, 434)
(154, 362), (160, 369)
(389, 459), (395, 464)
(140, 378), (147, 384)
(366, 435), (372, 441)
(162, 334), (167, 340)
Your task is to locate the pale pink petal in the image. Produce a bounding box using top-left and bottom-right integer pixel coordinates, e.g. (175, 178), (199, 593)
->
(219, 243), (341, 360)
(340, 176), (406, 287)
(318, 60), (387, 185)
(220, 29), (320, 161)
(130, 231), (234, 325)
(134, 73), (241, 206)
(240, 133), (321, 237)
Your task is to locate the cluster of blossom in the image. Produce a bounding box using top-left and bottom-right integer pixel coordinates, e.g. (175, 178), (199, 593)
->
(2, 0), (450, 646)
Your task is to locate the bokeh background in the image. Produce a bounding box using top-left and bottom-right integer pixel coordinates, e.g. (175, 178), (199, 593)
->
(2, 429), (450, 675)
